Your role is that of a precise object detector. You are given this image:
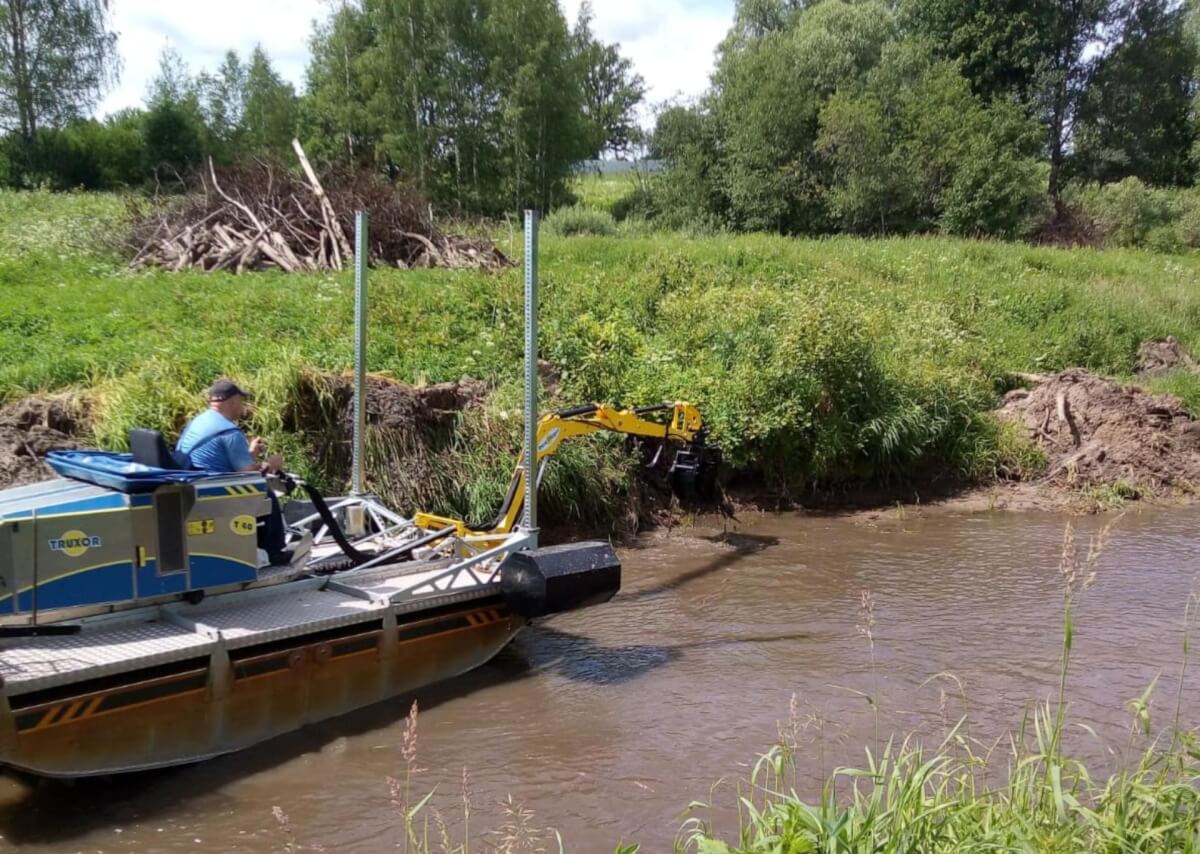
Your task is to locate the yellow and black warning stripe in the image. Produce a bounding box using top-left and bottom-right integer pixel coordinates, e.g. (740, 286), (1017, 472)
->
(13, 668), (209, 734)
(224, 484), (263, 497)
(397, 605), (509, 644)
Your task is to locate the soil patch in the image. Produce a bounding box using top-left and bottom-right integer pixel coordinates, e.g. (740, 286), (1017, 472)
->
(289, 372), (487, 436)
(998, 368), (1200, 495)
(0, 396), (86, 490)
(1136, 336), (1199, 377)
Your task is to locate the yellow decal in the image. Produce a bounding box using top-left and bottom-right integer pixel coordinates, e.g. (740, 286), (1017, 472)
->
(230, 515), (257, 537)
(48, 530), (102, 558)
(187, 519), (216, 536)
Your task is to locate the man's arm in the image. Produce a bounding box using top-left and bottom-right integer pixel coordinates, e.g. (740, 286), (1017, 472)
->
(224, 432), (258, 472)
(233, 435), (283, 474)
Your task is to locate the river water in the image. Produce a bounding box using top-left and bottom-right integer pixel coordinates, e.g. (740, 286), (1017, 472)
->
(1, 507), (1197, 851)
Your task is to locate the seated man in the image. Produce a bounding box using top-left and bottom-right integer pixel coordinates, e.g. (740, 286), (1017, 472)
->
(176, 378), (292, 566)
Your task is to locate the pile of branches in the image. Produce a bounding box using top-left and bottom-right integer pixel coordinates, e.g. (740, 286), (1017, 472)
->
(129, 141), (512, 273)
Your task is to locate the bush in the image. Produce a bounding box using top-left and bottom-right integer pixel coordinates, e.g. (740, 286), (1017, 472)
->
(544, 204), (616, 236)
(1071, 177), (1200, 250)
(610, 185), (656, 222)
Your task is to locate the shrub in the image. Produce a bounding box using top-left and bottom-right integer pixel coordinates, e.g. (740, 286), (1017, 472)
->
(1072, 177), (1192, 248)
(610, 185), (656, 222)
(544, 204), (617, 237)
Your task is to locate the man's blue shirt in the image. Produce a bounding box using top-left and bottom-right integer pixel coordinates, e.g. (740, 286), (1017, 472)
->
(176, 410), (253, 473)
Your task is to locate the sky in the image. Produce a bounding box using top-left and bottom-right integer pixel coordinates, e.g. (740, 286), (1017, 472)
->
(96, 0), (734, 122)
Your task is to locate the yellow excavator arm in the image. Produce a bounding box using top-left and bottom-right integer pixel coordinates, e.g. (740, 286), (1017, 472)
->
(413, 402), (706, 538)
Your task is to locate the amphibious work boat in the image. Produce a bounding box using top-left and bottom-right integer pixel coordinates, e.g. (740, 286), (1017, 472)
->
(0, 399), (715, 778)
(0, 210), (718, 778)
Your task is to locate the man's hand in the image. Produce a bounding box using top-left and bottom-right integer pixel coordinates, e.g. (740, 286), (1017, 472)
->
(263, 453), (284, 474)
(249, 437), (266, 458)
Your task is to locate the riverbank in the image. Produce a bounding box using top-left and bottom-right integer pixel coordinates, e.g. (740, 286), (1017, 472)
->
(6, 190), (1200, 526)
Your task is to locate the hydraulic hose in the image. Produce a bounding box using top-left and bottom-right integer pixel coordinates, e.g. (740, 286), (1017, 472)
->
(283, 475), (371, 566)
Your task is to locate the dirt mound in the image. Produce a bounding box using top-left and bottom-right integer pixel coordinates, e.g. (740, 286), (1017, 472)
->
(0, 397), (86, 489)
(998, 369), (1200, 493)
(1136, 336), (1198, 377)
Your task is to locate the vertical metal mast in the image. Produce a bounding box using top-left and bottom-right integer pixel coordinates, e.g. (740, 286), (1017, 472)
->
(522, 210), (540, 538)
(351, 210), (369, 497)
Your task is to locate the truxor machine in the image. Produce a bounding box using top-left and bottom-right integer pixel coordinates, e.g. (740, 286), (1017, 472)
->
(0, 212), (719, 777)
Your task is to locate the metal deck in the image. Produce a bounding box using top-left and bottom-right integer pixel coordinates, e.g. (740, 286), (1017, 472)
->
(0, 621), (216, 695)
(168, 584), (384, 648)
(0, 558), (504, 697)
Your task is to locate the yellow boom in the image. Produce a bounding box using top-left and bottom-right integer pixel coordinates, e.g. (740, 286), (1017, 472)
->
(413, 402), (704, 538)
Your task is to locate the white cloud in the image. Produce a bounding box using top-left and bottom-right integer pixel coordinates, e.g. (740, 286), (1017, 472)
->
(559, 0), (731, 113)
(96, 0), (731, 124)
(97, 0), (325, 116)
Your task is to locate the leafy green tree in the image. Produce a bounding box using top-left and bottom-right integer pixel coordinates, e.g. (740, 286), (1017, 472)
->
(301, 0), (615, 213)
(196, 51), (247, 162)
(711, 0), (895, 231)
(241, 46), (298, 158)
(143, 49), (207, 181)
(1074, 0), (1197, 186)
(903, 0), (1124, 206)
(302, 0), (378, 167)
(364, 0), (449, 191)
(0, 0), (118, 141)
(484, 0), (591, 211)
(900, 0), (1058, 102)
(648, 103), (727, 228)
(817, 41), (1044, 236)
(572, 2), (646, 159)
(1036, 0), (1116, 205)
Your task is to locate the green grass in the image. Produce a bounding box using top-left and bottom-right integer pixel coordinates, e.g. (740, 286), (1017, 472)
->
(570, 171), (644, 214)
(6, 189), (1200, 519)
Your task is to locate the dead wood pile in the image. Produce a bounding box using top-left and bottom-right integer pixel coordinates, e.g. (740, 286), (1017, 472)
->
(130, 140), (511, 274)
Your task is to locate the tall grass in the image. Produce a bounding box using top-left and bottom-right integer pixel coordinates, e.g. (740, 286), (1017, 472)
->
(7, 191), (1200, 519)
(678, 521), (1200, 853)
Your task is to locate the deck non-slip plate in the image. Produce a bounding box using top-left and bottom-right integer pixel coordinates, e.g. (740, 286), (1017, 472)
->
(0, 561), (496, 695)
(0, 621), (216, 695)
(175, 586), (384, 649)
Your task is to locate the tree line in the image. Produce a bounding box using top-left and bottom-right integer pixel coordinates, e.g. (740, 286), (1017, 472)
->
(643, 0), (1200, 237)
(2, 0), (1198, 237)
(0, 0), (644, 213)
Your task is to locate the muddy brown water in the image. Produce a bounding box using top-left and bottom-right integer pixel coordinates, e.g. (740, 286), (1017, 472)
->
(0, 507), (1198, 852)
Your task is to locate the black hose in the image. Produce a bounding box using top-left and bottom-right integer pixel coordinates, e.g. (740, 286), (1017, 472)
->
(291, 479), (372, 566)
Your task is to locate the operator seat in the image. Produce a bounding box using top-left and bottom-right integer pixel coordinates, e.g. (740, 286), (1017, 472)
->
(129, 428), (185, 470)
